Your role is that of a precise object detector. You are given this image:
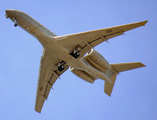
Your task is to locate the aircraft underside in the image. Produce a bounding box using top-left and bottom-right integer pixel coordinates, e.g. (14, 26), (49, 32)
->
(5, 9), (147, 113)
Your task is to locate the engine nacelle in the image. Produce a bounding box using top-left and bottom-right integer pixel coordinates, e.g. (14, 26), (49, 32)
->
(85, 49), (111, 70)
(70, 68), (95, 83)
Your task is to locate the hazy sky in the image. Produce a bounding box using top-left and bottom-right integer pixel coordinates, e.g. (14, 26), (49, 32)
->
(1, 0), (157, 120)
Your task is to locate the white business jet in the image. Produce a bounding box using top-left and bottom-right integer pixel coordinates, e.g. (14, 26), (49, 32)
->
(5, 9), (147, 113)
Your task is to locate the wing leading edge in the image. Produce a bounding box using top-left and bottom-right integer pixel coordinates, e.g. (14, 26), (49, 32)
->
(35, 49), (69, 113)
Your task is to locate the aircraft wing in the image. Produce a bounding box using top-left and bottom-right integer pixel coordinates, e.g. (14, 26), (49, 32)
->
(35, 49), (69, 113)
(56, 21), (147, 58)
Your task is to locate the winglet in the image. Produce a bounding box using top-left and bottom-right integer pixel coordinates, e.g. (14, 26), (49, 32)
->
(140, 20), (148, 26)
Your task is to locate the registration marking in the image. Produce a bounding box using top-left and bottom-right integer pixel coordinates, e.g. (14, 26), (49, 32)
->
(105, 29), (112, 33)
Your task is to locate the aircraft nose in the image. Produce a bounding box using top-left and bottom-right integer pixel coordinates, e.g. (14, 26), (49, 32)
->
(5, 9), (15, 14)
(5, 9), (16, 18)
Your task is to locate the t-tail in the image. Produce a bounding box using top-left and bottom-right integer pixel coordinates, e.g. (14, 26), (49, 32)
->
(104, 62), (145, 96)
(70, 49), (145, 96)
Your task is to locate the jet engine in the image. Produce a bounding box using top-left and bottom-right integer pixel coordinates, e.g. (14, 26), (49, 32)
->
(70, 67), (96, 83)
(70, 49), (112, 83)
(85, 49), (111, 71)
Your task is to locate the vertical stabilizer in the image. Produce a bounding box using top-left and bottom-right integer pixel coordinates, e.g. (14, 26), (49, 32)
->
(104, 70), (117, 96)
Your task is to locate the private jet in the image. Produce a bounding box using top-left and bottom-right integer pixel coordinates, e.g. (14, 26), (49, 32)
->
(5, 9), (147, 113)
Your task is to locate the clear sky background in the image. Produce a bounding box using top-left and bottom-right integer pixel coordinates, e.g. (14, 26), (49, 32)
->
(1, 0), (157, 120)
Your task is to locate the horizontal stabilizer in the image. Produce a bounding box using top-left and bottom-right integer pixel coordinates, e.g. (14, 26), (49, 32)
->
(110, 62), (145, 73)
